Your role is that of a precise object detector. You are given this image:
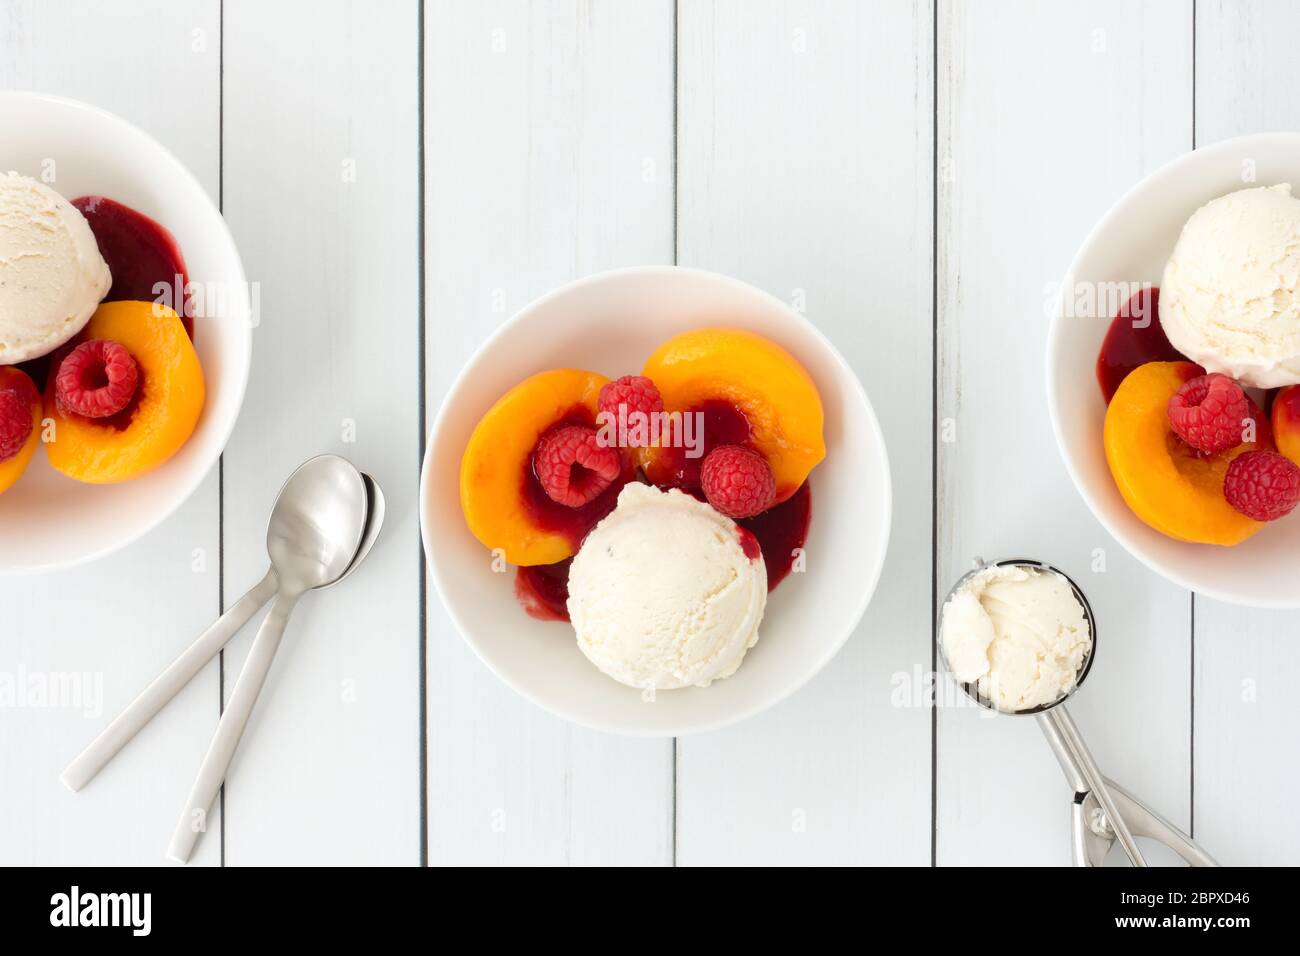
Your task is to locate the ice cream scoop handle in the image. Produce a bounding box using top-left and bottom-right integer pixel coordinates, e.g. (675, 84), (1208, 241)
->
(60, 570), (279, 793)
(1098, 778), (1217, 866)
(1045, 706), (1147, 867)
(166, 589), (298, 864)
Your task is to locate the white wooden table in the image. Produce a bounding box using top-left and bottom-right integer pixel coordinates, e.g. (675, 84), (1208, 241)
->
(2, 0), (1296, 867)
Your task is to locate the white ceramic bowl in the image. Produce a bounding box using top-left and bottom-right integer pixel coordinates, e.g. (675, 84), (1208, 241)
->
(0, 92), (251, 573)
(421, 267), (891, 735)
(1048, 132), (1300, 607)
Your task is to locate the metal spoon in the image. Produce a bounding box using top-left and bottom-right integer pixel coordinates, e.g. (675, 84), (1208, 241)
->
(164, 454), (370, 862)
(60, 457), (384, 795)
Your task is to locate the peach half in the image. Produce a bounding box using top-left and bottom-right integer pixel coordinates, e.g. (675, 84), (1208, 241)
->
(1104, 361), (1268, 546)
(460, 368), (620, 566)
(45, 301), (205, 484)
(639, 328), (825, 503)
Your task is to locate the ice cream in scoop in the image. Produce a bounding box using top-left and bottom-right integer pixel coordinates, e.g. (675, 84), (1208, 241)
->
(940, 564), (1091, 713)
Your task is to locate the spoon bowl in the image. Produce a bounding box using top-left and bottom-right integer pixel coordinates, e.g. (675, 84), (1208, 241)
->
(265, 455), (369, 595)
(334, 473), (385, 586)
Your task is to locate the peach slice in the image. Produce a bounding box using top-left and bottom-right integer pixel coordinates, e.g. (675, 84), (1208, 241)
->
(45, 301), (205, 484)
(1272, 385), (1300, 466)
(0, 367), (42, 495)
(639, 328), (825, 503)
(1104, 361), (1268, 546)
(460, 368), (622, 567)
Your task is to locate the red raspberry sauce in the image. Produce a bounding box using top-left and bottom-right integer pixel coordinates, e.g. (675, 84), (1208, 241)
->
(72, 196), (193, 339)
(652, 399), (752, 492)
(1095, 287), (1184, 402)
(736, 481), (812, 590)
(515, 559), (573, 622)
(660, 398), (812, 587)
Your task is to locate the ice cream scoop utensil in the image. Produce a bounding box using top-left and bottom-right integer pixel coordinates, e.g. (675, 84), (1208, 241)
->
(165, 454), (371, 863)
(939, 558), (1216, 867)
(60, 462), (384, 795)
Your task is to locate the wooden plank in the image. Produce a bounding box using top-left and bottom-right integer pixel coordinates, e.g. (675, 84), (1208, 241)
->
(0, 0), (221, 866)
(1192, 0), (1300, 866)
(424, 0), (675, 865)
(674, 0), (933, 865)
(220, 0), (422, 865)
(935, 0), (1194, 865)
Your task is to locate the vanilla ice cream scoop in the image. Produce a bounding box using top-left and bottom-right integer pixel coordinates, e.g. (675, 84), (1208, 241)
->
(1160, 183), (1300, 388)
(567, 483), (766, 690)
(0, 172), (111, 364)
(940, 563), (1091, 713)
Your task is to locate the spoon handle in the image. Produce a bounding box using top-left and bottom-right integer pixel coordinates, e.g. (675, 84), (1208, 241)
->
(60, 569), (279, 793)
(166, 590), (299, 863)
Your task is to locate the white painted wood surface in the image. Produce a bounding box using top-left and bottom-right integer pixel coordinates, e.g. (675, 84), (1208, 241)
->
(219, 0), (422, 865)
(1, 0), (1298, 866)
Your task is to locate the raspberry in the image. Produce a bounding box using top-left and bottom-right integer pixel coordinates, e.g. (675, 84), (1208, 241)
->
(533, 424), (621, 507)
(0, 372), (38, 463)
(55, 339), (139, 419)
(1167, 373), (1251, 454)
(1224, 451), (1300, 522)
(700, 445), (776, 519)
(597, 375), (664, 448)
